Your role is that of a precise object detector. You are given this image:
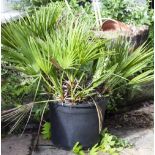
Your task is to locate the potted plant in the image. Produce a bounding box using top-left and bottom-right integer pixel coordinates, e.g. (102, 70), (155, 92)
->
(2, 3), (153, 150)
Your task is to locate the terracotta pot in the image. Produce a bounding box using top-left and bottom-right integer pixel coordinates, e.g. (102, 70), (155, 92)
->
(101, 19), (132, 33)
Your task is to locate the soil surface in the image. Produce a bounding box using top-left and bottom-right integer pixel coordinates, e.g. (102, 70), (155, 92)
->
(105, 100), (153, 129)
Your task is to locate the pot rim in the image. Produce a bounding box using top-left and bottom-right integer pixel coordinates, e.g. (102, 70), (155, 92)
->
(49, 97), (107, 108)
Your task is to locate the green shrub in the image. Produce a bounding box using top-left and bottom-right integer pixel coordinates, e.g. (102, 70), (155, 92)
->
(100, 0), (153, 26)
(2, 67), (36, 110)
(72, 128), (132, 155)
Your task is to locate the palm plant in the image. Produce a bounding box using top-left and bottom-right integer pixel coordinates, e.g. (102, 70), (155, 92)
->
(2, 3), (153, 133)
(2, 2), (64, 75)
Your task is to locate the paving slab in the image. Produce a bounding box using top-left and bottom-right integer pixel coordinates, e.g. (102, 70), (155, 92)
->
(31, 127), (154, 155)
(31, 136), (74, 155)
(32, 146), (74, 155)
(1, 128), (153, 155)
(1, 134), (32, 155)
(113, 128), (154, 155)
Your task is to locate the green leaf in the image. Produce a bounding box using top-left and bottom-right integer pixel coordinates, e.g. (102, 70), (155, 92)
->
(41, 122), (51, 140)
(72, 142), (85, 155)
(89, 144), (99, 155)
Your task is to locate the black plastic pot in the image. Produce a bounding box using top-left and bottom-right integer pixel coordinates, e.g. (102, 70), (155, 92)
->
(49, 99), (107, 150)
